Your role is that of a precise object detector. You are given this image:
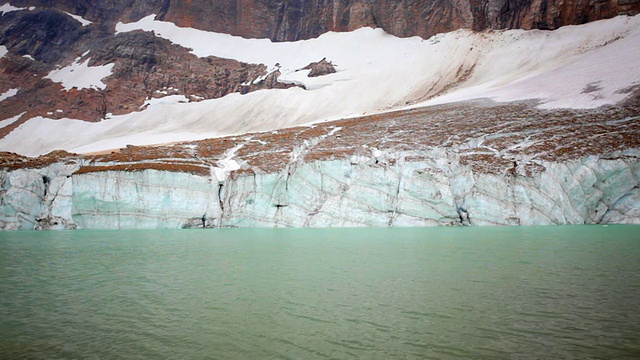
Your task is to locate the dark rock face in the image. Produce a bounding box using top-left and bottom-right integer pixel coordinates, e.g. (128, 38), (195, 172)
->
(0, 9), (88, 64)
(8, 0), (166, 25)
(6, 0), (640, 41)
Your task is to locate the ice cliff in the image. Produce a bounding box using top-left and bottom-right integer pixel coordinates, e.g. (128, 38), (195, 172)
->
(1, 152), (638, 230)
(1, 99), (638, 230)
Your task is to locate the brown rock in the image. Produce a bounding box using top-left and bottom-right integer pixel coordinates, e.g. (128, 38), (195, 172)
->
(241, 68), (301, 94)
(303, 58), (336, 77)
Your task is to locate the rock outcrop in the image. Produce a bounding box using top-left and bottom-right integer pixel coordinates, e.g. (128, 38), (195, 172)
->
(128, 0), (640, 41)
(303, 58), (336, 77)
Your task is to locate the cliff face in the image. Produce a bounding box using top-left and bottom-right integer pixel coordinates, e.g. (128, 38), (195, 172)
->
(120, 0), (640, 40)
(2, 149), (638, 230)
(7, 0), (640, 41)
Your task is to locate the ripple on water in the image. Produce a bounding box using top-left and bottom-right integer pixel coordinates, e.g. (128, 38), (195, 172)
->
(1, 226), (639, 359)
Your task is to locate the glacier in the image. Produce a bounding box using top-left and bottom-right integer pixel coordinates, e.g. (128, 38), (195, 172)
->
(1, 152), (637, 230)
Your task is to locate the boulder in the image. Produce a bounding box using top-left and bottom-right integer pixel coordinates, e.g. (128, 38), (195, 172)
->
(303, 58), (336, 77)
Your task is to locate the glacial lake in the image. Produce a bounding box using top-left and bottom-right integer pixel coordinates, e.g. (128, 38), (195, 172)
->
(1, 226), (639, 359)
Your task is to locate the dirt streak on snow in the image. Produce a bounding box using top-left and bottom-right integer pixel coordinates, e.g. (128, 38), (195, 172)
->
(1, 15), (639, 157)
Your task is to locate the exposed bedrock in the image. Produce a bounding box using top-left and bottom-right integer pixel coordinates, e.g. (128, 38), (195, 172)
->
(0, 153), (637, 230)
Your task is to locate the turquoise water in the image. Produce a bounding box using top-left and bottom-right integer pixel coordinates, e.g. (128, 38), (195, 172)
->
(1, 226), (639, 359)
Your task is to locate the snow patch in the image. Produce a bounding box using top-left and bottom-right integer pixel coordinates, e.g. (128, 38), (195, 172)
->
(412, 16), (640, 110)
(64, 11), (92, 26)
(0, 45), (7, 58)
(116, 14), (640, 111)
(0, 112), (24, 129)
(212, 143), (244, 182)
(0, 88), (19, 102)
(45, 58), (114, 91)
(0, 3), (27, 14)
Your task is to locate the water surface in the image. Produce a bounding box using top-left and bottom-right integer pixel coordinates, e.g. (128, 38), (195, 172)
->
(1, 226), (639, 359)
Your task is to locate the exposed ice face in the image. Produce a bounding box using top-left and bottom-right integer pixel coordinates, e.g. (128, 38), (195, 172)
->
(71, 169), (222, 229)
(1, 153), (638, 230)
(219, 156), (640, 227)
(0, 162), (80, 230)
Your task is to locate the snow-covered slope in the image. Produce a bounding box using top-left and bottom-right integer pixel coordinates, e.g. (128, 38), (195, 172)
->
(1, 14), (639, 156)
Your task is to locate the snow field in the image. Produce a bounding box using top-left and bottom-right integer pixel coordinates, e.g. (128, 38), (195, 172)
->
(1, 14), (639, 156)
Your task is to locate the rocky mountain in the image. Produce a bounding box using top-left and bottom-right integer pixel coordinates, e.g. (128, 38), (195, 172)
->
(1, 0), (638, 128)
(0, 2), (299, 132)
(5, 0), (640, 41)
